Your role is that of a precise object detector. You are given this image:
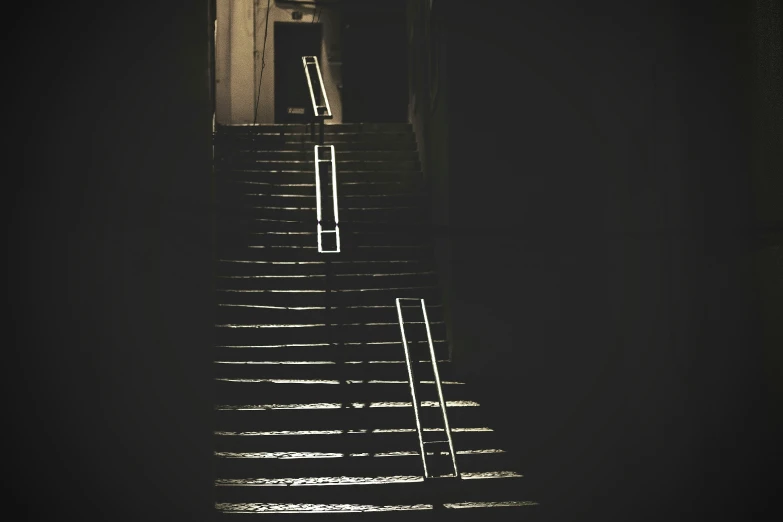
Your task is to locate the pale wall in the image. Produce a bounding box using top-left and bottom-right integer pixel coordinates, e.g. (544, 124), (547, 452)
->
(215, 0), (343, 124)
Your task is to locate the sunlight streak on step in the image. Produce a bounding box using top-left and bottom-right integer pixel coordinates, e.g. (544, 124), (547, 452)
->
(217, 289), (326, 293)
(214, 472), (519, 486)
(333, 286), (435, 293)
(461, 471), (523, 479)
(344, 360), (449, 364)
(248, 245), (318, 249)
(219, 259), (324, 265)
(215, 323), (326, 328)
(215, 430), (343, 436)
(336, 271), (435, 277)
(217, 274), (324, 278)
(217, 304), (325, 310)
(215, 343), (329, 348)
(215, 401), (479, 410)
(213, 427), (492, 436)
(215, 378), (341, 384)
(216, 449), (503, 459)
(214, 361), (336, 365)
(344, 380), (464, 385)
(444, 501), (538, 509)
(216, 451), (344, 459)
(342, 321), (443, 326)
(216, 502), (433, 513)
(215, 475), (424, 486)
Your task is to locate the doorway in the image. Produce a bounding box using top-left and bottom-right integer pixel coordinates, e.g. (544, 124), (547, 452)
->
(274, 23), (323, 123)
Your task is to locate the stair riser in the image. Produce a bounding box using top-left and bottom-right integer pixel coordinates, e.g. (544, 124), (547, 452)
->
(214, 343), (450, 363)
(230, 151), (420, 161)
(217, 181), (425, 196)
(215, 232), (433, 252)
(218, 140), (418, 151)
(216, 193), (425, 210)
(215, 260), (435, 276)
(217, 237), (432, 251)
(214, 477), (527, 506)
(214, 452), (508, 479)
(217, 170), (423, 185)
(213, 361), (454, 381)
(217, 123), (412, 133)
(225, 160), (420, 172)
(213, 430), (494, 454)
(215, 274), (437, 291)
(215, 304), (443, 325)
(216, 208), (428, 226)
(213, 323), (447, 346)
(213, 382), (470, 405)
(214, 406), (482, 433)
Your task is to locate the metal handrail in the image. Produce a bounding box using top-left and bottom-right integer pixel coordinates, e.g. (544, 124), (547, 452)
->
(396, 298), (459, 479)
(314, 145), (340, 253)
(302, 56), (333, 120)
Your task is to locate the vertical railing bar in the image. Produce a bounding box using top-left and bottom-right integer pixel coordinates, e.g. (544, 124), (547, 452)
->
(302, 57), (320, 118)
(314, 145), (323, 223)
(315, 145), (339, 254)
(396, 297), (429, 477)
(314, 145), (323, 253)
(421, 298), (459, 477)
(329, 145), (340, 253)
(313, 57), (332, 117)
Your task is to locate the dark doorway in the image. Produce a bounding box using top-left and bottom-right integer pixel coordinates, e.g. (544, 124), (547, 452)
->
(274, 23), (323, 123)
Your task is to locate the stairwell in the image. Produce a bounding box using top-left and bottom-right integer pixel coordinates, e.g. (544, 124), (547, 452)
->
(212, 122), (537, 520)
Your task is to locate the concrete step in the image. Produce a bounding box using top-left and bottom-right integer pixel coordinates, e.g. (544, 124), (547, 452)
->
(230, 150), (420, 162)
(223, 159), (421, 172)
(213, 321), (447, 346)
(214, 340), (450, 363)
(213, 501), (538, 521)
(213, 400), (483, 433)
(214, 301), (442, 324)
(216, 220), (436, 237)
(215, 192), (426, 210)
(213, 359), (454, 379)
(215, 206), (428, 225)
(214, 222), (434, 242)
(214, 474), (528, 508)
(215, 259), (435, 277)
(213, 378), (469, 404)
(213, 427), (497, 454)
(215, 243), (433, 260)
(217, 169), (423, 185)
(215, 271), (436, 291)
(217, 139), (418, 152)
(217, 123), (412, 134)
(214, 448), (509, 479)
(215, 284), (442, 307)
(216, 179), (425, 196)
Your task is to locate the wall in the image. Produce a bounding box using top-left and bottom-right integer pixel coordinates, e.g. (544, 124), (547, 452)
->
(407, 0), (452, 355)
(750, 0), (783, 430)
(412, 0), (783, 520)
(215, 0), (343, 124)
(340, 2), (408, 122)
(11, 1), (214, 520)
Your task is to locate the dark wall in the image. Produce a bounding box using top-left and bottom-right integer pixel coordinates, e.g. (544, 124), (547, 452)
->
(412, 0), (783, 520)
(10, 2), (214, 520)
(406, 0), (453, 356)
(341, 1), (408, 122)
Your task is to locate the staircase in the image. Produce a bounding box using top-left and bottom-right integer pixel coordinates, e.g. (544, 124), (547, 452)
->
(212, 123), (537, 520)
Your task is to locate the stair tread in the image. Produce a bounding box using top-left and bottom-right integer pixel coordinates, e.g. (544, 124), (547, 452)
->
(211, 126), (535, 516)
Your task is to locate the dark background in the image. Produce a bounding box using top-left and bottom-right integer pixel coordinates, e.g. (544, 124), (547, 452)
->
(8, 1), (781, 521)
